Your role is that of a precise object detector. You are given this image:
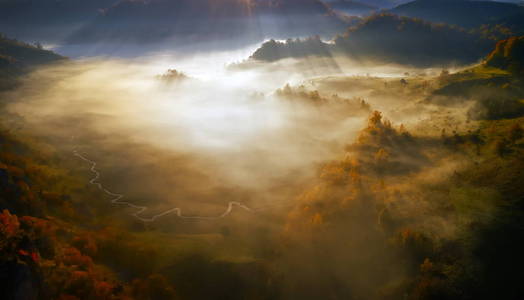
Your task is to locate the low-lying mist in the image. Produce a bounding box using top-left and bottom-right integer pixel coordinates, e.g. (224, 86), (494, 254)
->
(3, 52), (378, 222)
(1, 44), (511, 300)
(3, 48), (476, 224)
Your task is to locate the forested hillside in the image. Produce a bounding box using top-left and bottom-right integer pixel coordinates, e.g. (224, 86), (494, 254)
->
(251, 13), (495, 66)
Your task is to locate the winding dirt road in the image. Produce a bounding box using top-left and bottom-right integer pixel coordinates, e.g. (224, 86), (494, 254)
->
(73, 149), (254, 222)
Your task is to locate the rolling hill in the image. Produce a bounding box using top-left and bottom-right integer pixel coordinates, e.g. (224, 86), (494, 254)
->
(65, 0), (348, 48)
(0, 35), (64, 68)
(326, 0), (378, 15)
(0, 0), (117, 42)
(251, 13), (495, 67)
(390, 0), (524, 28)
(0, 34), (65, 90)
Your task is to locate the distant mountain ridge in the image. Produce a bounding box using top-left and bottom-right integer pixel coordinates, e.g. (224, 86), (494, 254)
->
(251, 13), (495, 67)
(0, 33), (65, 91)
(324, 0), (413, 9)
(65, 0), (349, 48)
(327, 0), (378, 15)
(0, 0), (118, 42)
(390, 0), (524, 28)
(0, 34), (65, 69)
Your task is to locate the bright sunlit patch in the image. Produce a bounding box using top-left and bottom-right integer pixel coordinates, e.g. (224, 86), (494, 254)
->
(151, 83), (287, 149)
(7, 48), (372, 190)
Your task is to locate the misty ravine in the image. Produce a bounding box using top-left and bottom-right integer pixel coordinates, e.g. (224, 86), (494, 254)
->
(73, 149), (255, 222)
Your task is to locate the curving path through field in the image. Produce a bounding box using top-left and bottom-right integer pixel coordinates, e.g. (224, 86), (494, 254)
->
(73, 149), (254, 222)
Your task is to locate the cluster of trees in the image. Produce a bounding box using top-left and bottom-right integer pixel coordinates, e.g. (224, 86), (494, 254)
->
(250, 36), (330, 62)
(282, 108), (524, 299)
(0, 129), (113, 299)
(281, 111), (428, 298)
(157, 69), (188, 84)
(0, 206), (184, 300)
(276, 83), (370, 110)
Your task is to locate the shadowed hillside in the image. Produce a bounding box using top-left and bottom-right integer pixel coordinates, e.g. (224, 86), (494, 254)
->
(66, 0), (348, 48)
(0, 0), (117, 42)
(0, 35), (64, 68)
(251, 13), (494, 66)
(390, 0), (524, 29)
(0, 34), (65, 91)
(424, 36), (524, 120)
(327, 0), (378, 15)
(486, 36), (524, 75)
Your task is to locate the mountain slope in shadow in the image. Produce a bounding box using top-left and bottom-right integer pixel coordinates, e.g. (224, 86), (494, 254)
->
(251, 13), (494, 67)
(65, 0), (348, 51)
(390, 0), (524, 28)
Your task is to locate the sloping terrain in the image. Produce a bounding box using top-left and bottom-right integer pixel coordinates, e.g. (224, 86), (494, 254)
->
(251, 14), (494, 66)
(390, 0), (524, 28)
(0, 34), (65, 91)
(66, 0), (348, 47)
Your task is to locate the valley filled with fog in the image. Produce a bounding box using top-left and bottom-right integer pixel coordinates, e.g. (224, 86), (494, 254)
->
(3, 48), (465, 225)
(1, 1), (524, 299)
